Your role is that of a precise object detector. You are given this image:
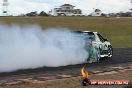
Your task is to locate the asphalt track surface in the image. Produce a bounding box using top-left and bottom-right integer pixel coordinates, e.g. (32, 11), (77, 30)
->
(0, 48), (132, 78)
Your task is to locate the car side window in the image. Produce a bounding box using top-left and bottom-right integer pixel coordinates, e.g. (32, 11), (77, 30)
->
(97, 34), (105, 42)
(88, 32), (95, 41)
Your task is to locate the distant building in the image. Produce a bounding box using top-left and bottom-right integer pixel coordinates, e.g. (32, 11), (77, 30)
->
(91, 9), (102, 16)
(108, 13), (118, 17)
(50, 4), (82, 16)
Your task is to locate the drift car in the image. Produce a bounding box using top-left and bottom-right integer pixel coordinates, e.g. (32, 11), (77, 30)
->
(76, 31), (113, 62)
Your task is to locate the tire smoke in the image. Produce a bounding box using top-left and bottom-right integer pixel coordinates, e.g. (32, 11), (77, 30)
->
(0, 25), (89, 72)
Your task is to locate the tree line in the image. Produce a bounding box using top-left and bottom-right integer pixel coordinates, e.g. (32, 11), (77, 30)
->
(21, 11), (132, 17)
(24, 11), (49, 16)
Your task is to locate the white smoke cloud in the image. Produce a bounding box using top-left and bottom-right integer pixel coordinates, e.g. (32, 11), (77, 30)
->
(0, 25), (89, 72)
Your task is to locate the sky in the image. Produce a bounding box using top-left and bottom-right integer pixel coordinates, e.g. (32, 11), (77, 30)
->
(0, 0), (132, 16)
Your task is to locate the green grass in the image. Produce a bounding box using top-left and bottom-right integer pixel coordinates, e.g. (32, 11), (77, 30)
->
(0, 17), (132, 48)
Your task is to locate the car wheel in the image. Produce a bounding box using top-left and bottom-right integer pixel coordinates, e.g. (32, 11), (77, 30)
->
(96, 48), (101, 62)
(107, 46), (113, 58)
(86, 47), (100, 63)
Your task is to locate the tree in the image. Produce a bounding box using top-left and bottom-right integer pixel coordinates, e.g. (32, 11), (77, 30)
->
(38, 11), (49, 16)
(26, 11), (38, 16)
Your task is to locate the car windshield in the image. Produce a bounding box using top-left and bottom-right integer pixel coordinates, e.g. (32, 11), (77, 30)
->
(83, 32), (95, 41)
(73, 31), (95, 41)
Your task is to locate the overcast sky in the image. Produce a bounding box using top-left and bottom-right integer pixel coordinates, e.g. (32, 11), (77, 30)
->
(0, 0), (131, 15)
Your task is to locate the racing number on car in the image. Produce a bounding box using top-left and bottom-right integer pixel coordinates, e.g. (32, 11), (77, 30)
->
(100, 44), (106, 50)
(97, 34), (108, 50)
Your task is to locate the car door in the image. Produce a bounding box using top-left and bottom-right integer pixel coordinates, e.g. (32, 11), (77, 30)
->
(96, 33), (108, 52)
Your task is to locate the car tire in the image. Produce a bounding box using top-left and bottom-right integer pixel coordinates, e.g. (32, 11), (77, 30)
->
(96, 48), (101, 62)
(107, 46), (113, 58)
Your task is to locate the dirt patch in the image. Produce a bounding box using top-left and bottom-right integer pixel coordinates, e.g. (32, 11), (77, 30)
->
(0, 70), (131, 88)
